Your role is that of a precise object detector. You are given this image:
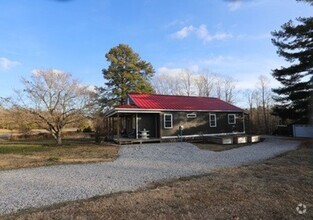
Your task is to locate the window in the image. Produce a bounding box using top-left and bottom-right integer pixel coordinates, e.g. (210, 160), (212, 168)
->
(187, 113), (197, 119)
(228, 114), (236, 124)
(209, 114), (216, 127)
(164, 114), (173, 129)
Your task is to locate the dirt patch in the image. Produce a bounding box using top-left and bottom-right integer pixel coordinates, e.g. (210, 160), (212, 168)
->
(2, 140), (312, 219)
(0, 139), (118, 170)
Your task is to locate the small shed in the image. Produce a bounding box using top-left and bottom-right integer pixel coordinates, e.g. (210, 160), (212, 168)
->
(292, 118), (313, 138)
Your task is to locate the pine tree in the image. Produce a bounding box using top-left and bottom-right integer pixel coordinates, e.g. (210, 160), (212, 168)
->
(98, 44), (155, 106)
(271, 0), (313, 122)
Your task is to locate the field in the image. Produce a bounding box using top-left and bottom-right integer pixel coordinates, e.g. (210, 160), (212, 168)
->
(2, 140), (312, 219)
(0, 138), (118, 170)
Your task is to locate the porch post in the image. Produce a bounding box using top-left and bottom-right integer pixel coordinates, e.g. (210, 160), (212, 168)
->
(243, 112), (246, 134)
(117, 113), (120, 142)
(107, 117), (109, 135)
(159, 113), (162, 139)
(111, 116), (114, 139)
(136, 113), (138, 139)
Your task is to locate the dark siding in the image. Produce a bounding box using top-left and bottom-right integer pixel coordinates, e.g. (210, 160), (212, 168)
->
(161, 111), (244, 137)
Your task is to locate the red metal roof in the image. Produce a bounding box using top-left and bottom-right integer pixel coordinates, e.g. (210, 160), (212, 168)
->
(127, 93), (243, 112)
(115, 104), (138, 109)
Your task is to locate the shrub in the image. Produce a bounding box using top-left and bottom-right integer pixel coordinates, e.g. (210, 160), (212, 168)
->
(47, 156), (60, 162)
(83, 126), (92, 133)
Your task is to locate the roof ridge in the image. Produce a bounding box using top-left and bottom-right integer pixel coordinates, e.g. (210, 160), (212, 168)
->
(129, 93), (217, 99)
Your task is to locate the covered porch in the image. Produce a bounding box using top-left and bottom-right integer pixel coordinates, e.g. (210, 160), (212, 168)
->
(104, 109), (162, 144)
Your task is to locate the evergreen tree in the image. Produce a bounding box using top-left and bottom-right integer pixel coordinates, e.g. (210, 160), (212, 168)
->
(271, 0), (313, 122)
(99, 44), (155, 106)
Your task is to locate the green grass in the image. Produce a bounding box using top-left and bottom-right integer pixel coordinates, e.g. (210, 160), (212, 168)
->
(47, 156), (60, 161)
(0, 137), (118, 170)
(0, 145), (51, 154)
(0, 138), (95, 154)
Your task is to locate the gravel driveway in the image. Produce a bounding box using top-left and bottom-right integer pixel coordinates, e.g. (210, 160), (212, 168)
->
(0, 137), (299, 215)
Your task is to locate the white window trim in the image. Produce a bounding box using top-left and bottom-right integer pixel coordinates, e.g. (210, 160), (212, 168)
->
(187, 113), (197, 119)
(164, 114), (173, 129)
(209, 114), (217, 127)
(228, 114), (236, 125)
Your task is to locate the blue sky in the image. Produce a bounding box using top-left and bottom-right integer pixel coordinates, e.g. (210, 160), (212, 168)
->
(0, 0), (312, 101)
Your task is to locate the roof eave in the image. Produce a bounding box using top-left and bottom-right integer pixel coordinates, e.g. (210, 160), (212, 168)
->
(105, 108), (244, 116)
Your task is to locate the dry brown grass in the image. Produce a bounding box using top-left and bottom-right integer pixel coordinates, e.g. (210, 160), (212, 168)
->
(0, 129), (11, 133)
(0, 139), (118, 170)
(2, 140), (312, 220)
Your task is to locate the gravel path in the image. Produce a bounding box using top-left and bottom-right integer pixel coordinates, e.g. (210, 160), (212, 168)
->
(0, 137), (299, 215)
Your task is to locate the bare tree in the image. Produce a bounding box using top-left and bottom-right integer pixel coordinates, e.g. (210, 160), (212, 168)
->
(211, 75), (236, 103)
(3, 69), (95, 145)
(258, 75), (271, 134)
(214, 76), (223, 100)
(243, 89), (257, 133)
(194, 73), (214, 97)
(169, 75), (185, 95)
(153, 74), (171, 95)
(153, 74), (184, 95)
(153, 71), (238, 103)
(181, 70), (194, 96)
(244, 89), (254, 113)
(223, 77), (236, 104)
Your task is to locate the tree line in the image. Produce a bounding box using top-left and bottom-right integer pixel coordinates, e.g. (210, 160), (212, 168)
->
(154, 70), (236, 104)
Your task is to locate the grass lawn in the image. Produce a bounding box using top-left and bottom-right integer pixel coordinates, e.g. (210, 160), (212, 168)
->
(0, 138), (118, 170)
(2, 140), (312, 219)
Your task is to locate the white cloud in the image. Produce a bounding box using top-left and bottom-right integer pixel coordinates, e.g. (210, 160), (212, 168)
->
(196, 24), (232, 42)
(227, 0), (242, 11)
(196, 24), (211, 41)
(165, 19), (188, 28)
(171, 24), (232, 43)
(77, 84), (96, 93)
(171, 25), (195, 39)
(0, 57), (20, 70)
(226, 0), (268, 12)
(157, 67), (186, 76)
(202, 55), (235, 65)
(32, 69), (65, 76)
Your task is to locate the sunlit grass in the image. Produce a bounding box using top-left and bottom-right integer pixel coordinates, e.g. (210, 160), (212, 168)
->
(0, 138), (118, 170)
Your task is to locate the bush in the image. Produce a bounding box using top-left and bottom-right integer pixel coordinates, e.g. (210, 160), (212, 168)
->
(82, 126), (92, 132)
(47, 156), (60, 162)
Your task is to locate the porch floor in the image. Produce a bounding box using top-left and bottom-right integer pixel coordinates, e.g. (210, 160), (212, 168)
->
(114, 138), (162, 145)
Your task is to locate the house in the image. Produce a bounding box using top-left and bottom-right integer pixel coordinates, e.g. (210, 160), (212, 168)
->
(104, 93), (246, 142)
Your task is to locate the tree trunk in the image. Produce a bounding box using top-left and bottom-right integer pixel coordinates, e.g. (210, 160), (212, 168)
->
(263, 106), (268, 134)
(56, 135), (62, 145)
(55, 130), (62, 145)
